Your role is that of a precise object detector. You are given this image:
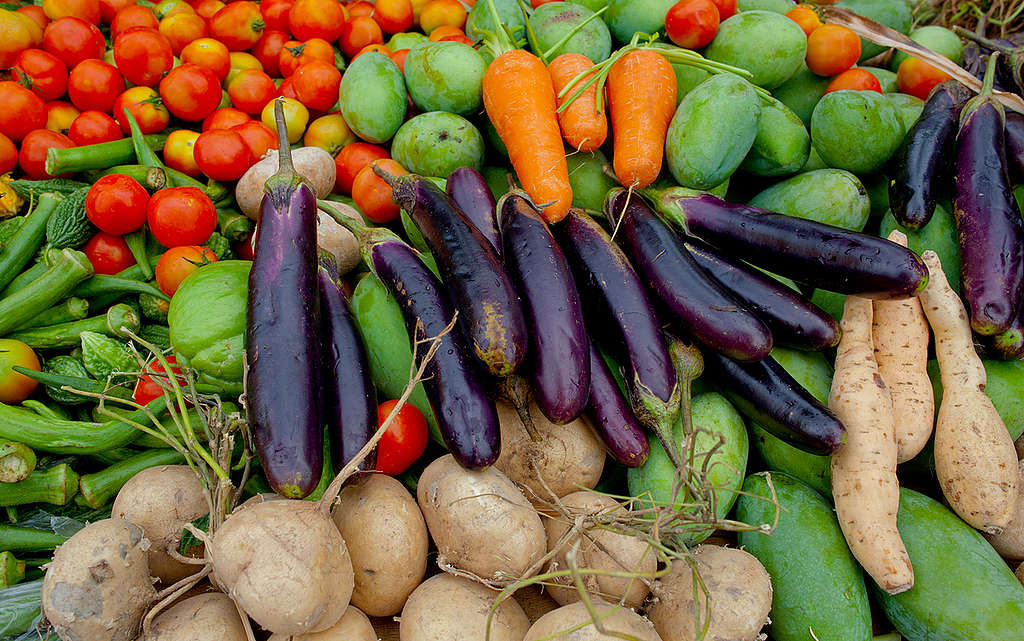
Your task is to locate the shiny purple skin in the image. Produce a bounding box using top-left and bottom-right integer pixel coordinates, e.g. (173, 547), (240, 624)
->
(317, 256), (377, 471)
(447, 167), (501, 257)
(953, 100), (1024, 335)
(606, 190), (773, 362)
(653, 193), (928, 299)
(1004, 111), (1024, 177)
(684, 239), (840, 351)
(584, 342), (650, 467)
(391, 175), (527, 377)
(499, 193), (590, 424)
(557, 208), (676, 404)
(370, 240), (500, 469)
(246, 179), (323, 498)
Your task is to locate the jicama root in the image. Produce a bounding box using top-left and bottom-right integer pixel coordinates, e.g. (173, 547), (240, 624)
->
(829, 295), (913, 594)
(873, 230), (934, 463)
(919, 250), (1019, 533)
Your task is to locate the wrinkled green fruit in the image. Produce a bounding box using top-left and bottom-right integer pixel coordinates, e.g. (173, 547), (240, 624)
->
(705, 11), (807, 89)
(391, 112), (485, 178)
(810, 90), (904, 174)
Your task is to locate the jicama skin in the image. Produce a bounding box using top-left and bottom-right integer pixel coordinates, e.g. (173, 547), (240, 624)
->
(920, 250), (1019, 534)
(829, 294), (913, 595)
(872, 230), (933, 463)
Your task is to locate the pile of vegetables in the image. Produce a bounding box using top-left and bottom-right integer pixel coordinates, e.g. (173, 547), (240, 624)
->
(2, 0), (1024, 639)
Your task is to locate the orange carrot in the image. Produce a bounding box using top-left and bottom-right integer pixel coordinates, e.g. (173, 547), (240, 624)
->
(483, 49), (573, 223)
(606, 49), (677, 189)
(549, 53), (607, 153)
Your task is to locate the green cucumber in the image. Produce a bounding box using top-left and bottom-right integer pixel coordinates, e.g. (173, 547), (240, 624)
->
(7, 303), (141, 350)
(0, 248), (93, 335)
(45, 186), (93, 249)
(0, 193), (61, 292)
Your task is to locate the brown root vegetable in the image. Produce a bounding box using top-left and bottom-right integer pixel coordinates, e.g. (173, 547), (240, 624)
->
(985, 461), (1024, 560)
(111, 465), (209, 585)
(41, 518), (157, 641)
(235, 146), (336, 219)
(919, 250), (1020, 533)
(873, 230), (933, 463)
(142, 592), (247, 641)
(494, 400), (605, 504)
(417, 454), (546, 584)
(267, 605), (377, 641)
(317, 208), (359, 276)
(524, 601), (662, 641)
(645, 545), (771, 641)
(829, 295), (913, 595)
(331, 473), (428, 617)
(1016, 561), (1024, 587)
(208, 499), (354, 635)
(543, 491), (655, 608)
(399, 573), (530, 641)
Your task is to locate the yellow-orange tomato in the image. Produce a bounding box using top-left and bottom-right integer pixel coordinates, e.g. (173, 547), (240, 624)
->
(785, 4), (821, 36)
(42, 0), (100, 24)
(181, 37), (231, 81)
(163, 128), (201, 177)
(897, 56), (952, 101)
(0, 339), (40, 404)
(304, 113), (356, 155)
(805, 24), (860, 77)
(375, 0), (413, 34)
(261, 97), (308, 143)
(13, 10), (44, 46)
(410, 0), (430, 25)
(418, 0), (466, 33)
(0, 10), (34, 69)
(155, 245), (218, 296)
(225, 50), (263, 87)
(45, 100), (80, 132)
(153, 0), (194, 20)
(159, 12), (208, 55)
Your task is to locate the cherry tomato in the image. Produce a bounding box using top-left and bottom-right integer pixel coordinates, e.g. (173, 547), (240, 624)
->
(825, 68), (881, 93)
(0, 12), (32, 74)
(153, 0), (193, 20)
(113, 86), (170, 134)
(531, 0), (557, 6)
(227, 68), (278, 115)
(42, 16), (104, 67)
(259, 0), (293, 32)
(0, 82), (47, 143)
(374, 399), (428, 475)
(288, 0), (347, 42)
(132, 354), (185, 405)
(42, 0), (100, 25)
(180, 37), (231, 82)
(155, 246), (217, 296)
(304, 113), (355, 155)
(419, 0), (466, 33)
(785, 4), (821, 36)
(897, 56), (952, 101)
(45, 100), (79, 133)
(147, 186), (217, 247)
(231, 119), (277, 159)
(209, 0), (264, 50)
(159, 63), (222, 122)
(202, 107), (250, 131)
(375, 0), (413, 34)
(110, 4), (157, 37)
(158, 12), (208, 56)
(194, 128), (255, 181)
(664, 0), (719, 50)
(0, 339), (40, 404)
(12, 48), (68, 102)
(113, 27), (174, 87)
(805, 23), (860, 77)
(17, 5), (51, 34)
(251, 29), (289, 77)
(260, 96), (308, 143)
(353, 158), (406, 223)
(339, 15), (384, 58)
(163, 129), (201, 177)
(225, 51), (263, 86)
(709, 0), (736, 20)
(98, 0), (134, 24)
(278, 38), (335, 77)
(68, 110), (120, 145)
(291, 60), (340, 111)
(426, 24), (466, 42)
(333, 141), (388, 194)
(389, 47), (409, 71)
(18, 128), (73, 178)
(67, 59), (125, 113)
(83, 231), (136, 274)
(0, 133), (16, 174)
(85, 173), (150, 235)
(192, 0), (226, 20)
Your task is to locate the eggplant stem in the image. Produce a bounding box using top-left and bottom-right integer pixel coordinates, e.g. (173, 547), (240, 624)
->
(981, 52), (1000, 97)
(273, 99), (294, 175)
(371, 163), (399, 187)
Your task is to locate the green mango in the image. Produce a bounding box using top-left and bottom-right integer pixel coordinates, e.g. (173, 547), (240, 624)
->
(705, 11), (807, 89)
(740, 96), (810, 177)
(466, 0), (526, 45)
(797, 146), (828, 173)
(386, 31), (427, 51)
(863, 66), (899, 92)
(566, 149), (618, 211)
(672, 64), (709, 104)
(749, 169), (870, 231)
(885, 92), (925, 132)
(605, 0), (676, 44)
(568, 0), (605, 10)
(338, 52), (406, 144)
(482, 166), (512, 201)
(834, 0), (912, 60)
(529, 2), (612, 63)
(404, 42), (486, 116)
(891, 25), (964, 71)
(861, 172), (891, 218)
(774, 63), (831, 126)
(880, 203), (961, 294)
(737, 0), (796, 12)
(665, 74), (761, 190)
(811, 90), (904, 174)
(390, 112), (484, 178)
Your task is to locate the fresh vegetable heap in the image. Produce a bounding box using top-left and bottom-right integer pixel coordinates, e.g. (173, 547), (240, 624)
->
(2, 0), (1024, 639)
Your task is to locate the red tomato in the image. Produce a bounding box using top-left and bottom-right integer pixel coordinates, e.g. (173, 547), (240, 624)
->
(12, 49), (68, 102)
(419, 0), (466, 33)
(375, 0), (413, 33)
(42, 0), (101, 25)
(159, 63), (222, 121)
(0, 82), (47, 142)
(825, 68), (882, 93)
(259, 0), (293, 32)
(113, 86), (170, 134)
(347, 1), (374, 18)
(154, 246), (217, 296)
(147, 186), (217, 247)
(192, 0), (226, 20)
(278, 37), (334, 77)
(291, 60), (340, 111)
(374, 399), (428, 475)
(132, 355), (185, 405)
(113, 27), (174, 87)
(68, 110), (120, 145)
(83, 231), (136, 274)
(180, 37), (231, 81)
(0, 133), (16, 174)
(110, 4), (157, 36)
(277, 75), (298, 100)
(45, 100), (79, 133)
(334, 141), (388, 194)
(67, 59), (125, 113)
(664, 0), (719, 50)
(709, 0), (736, 20)
(352, 158), (406, 223)
(202, 106), (250, 131)
(85, 173), (150, 235)
(163, 128), (201, 177)
(17, 6), (50, 33)
(426, 24), (468, 43)
(785, 4), (821, 36)
(339, 15), (384, 59)
(806, 23), (860, 77)
(209, 0), (264, 50)
(233, 231), (255, 260)
(193, 128), (255, 180)
(531, 0), (557, 6)
(231, 119), (277, 159)
(18, 128), (74, 178)
(389, 47), (409, 71)
(288, 0), (347, 42)
(42, 16), (104, 67)
(158, 12), (208, 55)
(251, 29), (289, 77)
(897, 57), (952, 101)
(226, 68), (278, 114)
(98, 0), (134, 24)
(0, 339), (40, 404)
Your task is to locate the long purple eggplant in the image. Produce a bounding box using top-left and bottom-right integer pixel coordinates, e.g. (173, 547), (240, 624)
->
(684, 238), (840, 351)
(1004, 111), (1024, 177)
(584, 342), (649, 467)
(605, 189), (773, 361)
(498, 190), (589, 424)
(644, 188), (928, 299)
(447, 167), (501, 257)
(985, 305), (1024, 360)
(953, 57), (1024, 335)
(317, 253), (377, 471)
(888, 81), (971, 230)
(376, 168), (527, 377)
(246, 101), (323, 498)
(702, 350), (845, 454)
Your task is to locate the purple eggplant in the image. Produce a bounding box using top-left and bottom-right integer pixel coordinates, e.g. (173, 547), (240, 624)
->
(1004, 111), (1024, 177)
(245, 101), (323, 498)
(684, 238), (840, 351)
(447, 167), (501, 257)
(584, 342), (650, 467)
(702, 349), (845, 454)
(317, 253), (377, 471)
(889, 81), (971, 230)
(605, 188), (773, 361)
(985, 304), (1024, 360)
(953, 57), (1024, 335)
(644, 188), (928, 299)
(498, 190), (589, 425)
(376, 168), (527, 377)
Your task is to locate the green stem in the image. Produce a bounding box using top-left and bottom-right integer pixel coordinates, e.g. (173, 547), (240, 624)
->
(0, 526), (67, 552)
(0, 551), (25, 588)
(217, 208), (254, 241)
(540, 4), (609, 62)
(484, 0), (516, 55)
(0, 464), (78, 507)
(45, 134), (167, 175)
(85, 165), (167, 191)
(0, 441), (36, 483)
(0, 194), (61, 292)
(77, 448), (184, 508)
(274, 98), (294, 174)
(124, 229), (153, 280)
(6, 303), (141, 350)
(981, 51), (999, 97)
(0, 248), (94, 335)
(19, 297), (89, 329)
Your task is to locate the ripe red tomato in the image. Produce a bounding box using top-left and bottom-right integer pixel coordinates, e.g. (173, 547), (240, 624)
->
(209, 0), (264, 50)
(110, 4), (157, 36)
(193, 128), (255, 180)
(18, 128), (74, 178)
(68, 110), (121, 145)
(291, 60), (341, 112)
(234, 231), (255, 260)
(806, 23), (860, 77)
(288, 0), (347, 42)
(334, 141), (388, 194)
(259, 0), (293, 32)
(389, 47), (409, 71)
(98, 0), (134, 24)
(0, 82), (47, 142)
(278, 37), (334, 77)
(375, 0), (414, 33)
(113, 27), (174, 87)
(192, 0), (225, 20)
(825, 68), (882, 93)
(664, 0), (720, 50)
(897, 57), (952, 101)
(17, 5), (51, 33)
(709, 0), (736, 20)
(0, 339), (40, 405)
(42, 16), (104, 67)
(147, 186), (218, 247)
(83, 231), (136, 274)
(158, 12), (208, 56)
(202, 107), (250, 131)
(231, 119), (277, 159)
(114, 86), (171, 134)
(67, 59), (125, 113)
(132, 355), (185, 405)
(163, 128), (201, 177)
(0, 133), (16, 174)
(353, 158), (406, 223)
(339, 14), (384, 59)
(12, 48), (68, 102)
(42, 0), (101, 25)
(155, 246), (217, 296)
(159, 63), (221, 122)
(426, 25), (467, 44)
(347, 1), (374, 18)
(226, 68), (278, 115)
(45, 100), (79, 133)
(251, 29), (289, 77)
(85, 173), (150, 235)
(374, 399), (428, 475)
(180, 37), (231, 82)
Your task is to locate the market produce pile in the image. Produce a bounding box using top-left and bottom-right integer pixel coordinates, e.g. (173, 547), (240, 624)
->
(3, 0), (1024, 639)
